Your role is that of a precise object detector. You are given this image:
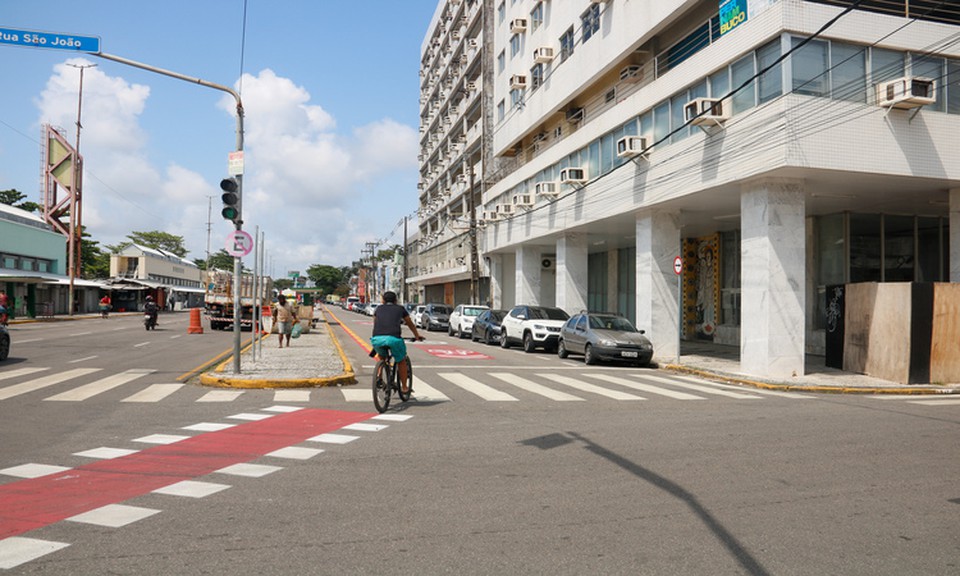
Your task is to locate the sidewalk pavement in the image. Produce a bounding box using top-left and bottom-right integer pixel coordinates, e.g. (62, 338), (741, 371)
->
(197, 310), (960, 395)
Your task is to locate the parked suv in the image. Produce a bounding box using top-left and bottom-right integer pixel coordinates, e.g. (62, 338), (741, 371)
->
(500, 305), (570, 352)
(448, 304), (489, 338)
(420, 303), (452, 332)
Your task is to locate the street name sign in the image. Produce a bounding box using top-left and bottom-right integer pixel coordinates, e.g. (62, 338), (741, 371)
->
(0, 27), (101, 53)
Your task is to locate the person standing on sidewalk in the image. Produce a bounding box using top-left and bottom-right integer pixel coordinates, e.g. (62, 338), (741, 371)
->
(273, 294), (298, 348)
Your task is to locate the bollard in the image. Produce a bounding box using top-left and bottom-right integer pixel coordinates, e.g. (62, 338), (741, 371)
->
(187, 307), (204, 334)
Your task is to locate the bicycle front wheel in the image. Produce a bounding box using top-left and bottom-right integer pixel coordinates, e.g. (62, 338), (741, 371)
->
(397, 357), (412, 402)
(372, 360), (391, 413)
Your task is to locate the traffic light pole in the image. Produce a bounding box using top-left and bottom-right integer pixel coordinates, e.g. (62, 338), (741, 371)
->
(95, 52), (246, 373)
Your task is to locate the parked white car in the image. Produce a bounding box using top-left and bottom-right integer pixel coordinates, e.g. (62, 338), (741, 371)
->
(412, 305), (426, 328)
(448, 304), (489, 338)
(500, 305), (570, 352)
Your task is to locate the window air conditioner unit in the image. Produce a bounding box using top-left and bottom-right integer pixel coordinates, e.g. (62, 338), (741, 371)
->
(566, 107), (584, 123)
(497, 203), (516, 216)
(466, 81), (477, 91)
(513, 193), (535, 207)
(468, 39), (479, 49)
(878, 76), (936, 109)
(616, 135), (650, 158)
(510, 74), (528, 90)
(510, 19), (528, 33)
(457, 173), (467, 183)
(534, 47), (555, 63)
(619, 65), (643, 83)
(535, 181), (559, 198)
(560, 167), (587, 185)
(483, 210), (500, 222)
(684, 98), (729, 125)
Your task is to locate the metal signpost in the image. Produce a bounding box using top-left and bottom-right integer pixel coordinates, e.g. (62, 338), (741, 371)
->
(674, 255), (683, 365)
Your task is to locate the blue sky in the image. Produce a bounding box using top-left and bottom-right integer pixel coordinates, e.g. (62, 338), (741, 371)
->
(0, 0), (438, 276)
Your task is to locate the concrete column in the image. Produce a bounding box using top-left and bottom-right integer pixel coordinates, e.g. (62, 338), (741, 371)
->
(516, 245), (541, 305)
(488, 254), (503, 309)
(607, 250), (619, 313)
(636, 211), (681, 363)
(741, 179), (806, 379)
(556, 234), (588, 313)
(951, 189), (960, 282)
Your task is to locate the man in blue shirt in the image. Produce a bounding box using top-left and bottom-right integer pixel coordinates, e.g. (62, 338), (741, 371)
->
(370, 291), (423, 393)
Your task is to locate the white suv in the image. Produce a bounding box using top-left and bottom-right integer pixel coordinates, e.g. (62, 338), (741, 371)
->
(448, 304), (489, 338)
(500, 305), (570, 352)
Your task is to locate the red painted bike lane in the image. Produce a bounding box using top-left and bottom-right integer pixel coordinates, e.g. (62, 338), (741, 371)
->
(0, 408), (372, 540)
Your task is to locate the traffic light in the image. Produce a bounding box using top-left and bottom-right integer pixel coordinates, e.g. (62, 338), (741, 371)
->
(220, 177), (240, 225)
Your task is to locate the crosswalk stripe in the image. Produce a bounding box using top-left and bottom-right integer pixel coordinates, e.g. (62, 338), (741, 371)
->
(539, 373), (645, 400)
(586, 373), (705, 400)
(907, 398), (960, 406)
(45, 369), (156, 401)
(274, 390), (311, 402)
(490, 373), (584, 401)
(667, 374), (814, 399)
(0, 367), (48, 382)
(638, 374), (763, 399)
(196, 390), (244, 402)
(0, 368), (101, 401)
(122, 383), (184, 403)
(409, 375), (450, 402)
(438, 372), (518, 401)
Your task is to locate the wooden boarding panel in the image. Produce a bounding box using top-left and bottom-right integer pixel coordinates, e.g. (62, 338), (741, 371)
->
(930, 283), (960, 384)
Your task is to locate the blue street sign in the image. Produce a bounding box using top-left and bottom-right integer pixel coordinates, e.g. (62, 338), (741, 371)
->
(0, 27), (100, 53)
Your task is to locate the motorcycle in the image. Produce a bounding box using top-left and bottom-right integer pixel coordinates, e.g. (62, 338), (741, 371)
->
(144, 310), (158, 331)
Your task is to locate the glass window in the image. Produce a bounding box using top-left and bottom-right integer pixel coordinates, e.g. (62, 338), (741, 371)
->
(792, 37), (828, 96)
(560, 27), (575, 62)
(498, 50), (505, 73)
(498, 1), (505, 24)
(510, 34), (521, 58)
(758, 39), (782, 103)
(600, 132), (614, 174)
(531, 2), (544, 30)
(530, 63), (543, 90)
(671, 92), (689, 143)
(653, 101), (670, 143)
(720, 230), (741, 326)
(731, 54), (756, 114)
(639, 112), (653, 138)
(588, 140), (600, 180)
(916, 217), (942, 281)
(947, 60), (960, 114)
(710, 67), (730, 98)
(884, 215), (915, 282)
(587, 252), (607, 312)
(911, 54), (945, 111)
(831, 42), (867, 102)
(871, 48), (904, 87)
(617, 246), (636, 325)
(849, 214), (881, 283)
(510, 88), (522, 108)
(497, 100), (505, 122)
(581, 4), (600, 43)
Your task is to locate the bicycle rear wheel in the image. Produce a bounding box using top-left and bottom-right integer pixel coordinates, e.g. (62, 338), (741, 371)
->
(372, 360), (391, 413)
(397, 357), (412, 402)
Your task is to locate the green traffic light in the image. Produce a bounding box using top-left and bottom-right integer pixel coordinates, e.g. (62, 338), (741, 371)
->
(221, 206), (239, 221)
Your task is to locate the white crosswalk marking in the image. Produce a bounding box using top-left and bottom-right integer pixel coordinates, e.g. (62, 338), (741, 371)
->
(438, 372), (518, 401)
(409, 375), (450, 402)
(669, 374), (814, 399)
(490, 373), (584, 401)
(585, 373), (706, 400)
(539, 373), (645, 400)
(274, 390), (311, 402)
(0, 368), (101, 401)
(197, 390), (244, 402)
(907, 398), (960, 406)
(45, 369), (156, 401)
(0, 367), (48, 382)
(638, 374), (763, 399)
(122, 383), (184, 403)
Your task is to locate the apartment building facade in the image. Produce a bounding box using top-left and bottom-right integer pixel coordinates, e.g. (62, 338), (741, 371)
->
(475, 0), (958, 380)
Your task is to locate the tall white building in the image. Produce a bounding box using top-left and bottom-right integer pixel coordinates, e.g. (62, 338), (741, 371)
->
(472, 0), (959, 380)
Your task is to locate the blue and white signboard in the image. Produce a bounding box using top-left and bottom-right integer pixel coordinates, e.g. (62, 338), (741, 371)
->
(719, 0), (777, 36)
(0, 27), (101, 53)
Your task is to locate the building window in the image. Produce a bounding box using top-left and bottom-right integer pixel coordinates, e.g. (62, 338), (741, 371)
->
(911, 54), (945, 111)
(531, 2), (544, 30)
(510, 88), (522, 109)
(870, 48), (905, 88)
(618, 246), (636, 324)
(730, 53), (756, 114)
(720, 231), (740, 326)
(498, 1), (505, 24)
(850, 214), (882, 283)
(560, 27), (574, 62)
(498, 50), (505, 73)
(530, 63), (544, 90)
(587, 252), (608, 313)
(792, 37), (829, 96)
(831, 42), (867, 102)
(581, 4), (600, 43)
(497, 99), (505, 122)
(510, 34), (521, 58)
(757, 39), (782, 103)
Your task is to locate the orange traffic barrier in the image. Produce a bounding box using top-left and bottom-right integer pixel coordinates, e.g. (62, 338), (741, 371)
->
(187, 307), (204, 334)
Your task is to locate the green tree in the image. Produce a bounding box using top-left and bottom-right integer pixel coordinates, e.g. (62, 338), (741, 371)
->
(0, 188), (42, 213)
(273, 278), (294, 291)
(126, 230), (188, 257)
(306, 264), (344, 295)
(79, 227), (110, 279)
(194, 249), (238, 272)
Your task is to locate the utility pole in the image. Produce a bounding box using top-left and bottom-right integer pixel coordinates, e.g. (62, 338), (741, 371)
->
(468, 162), (480, 305)
(402, 216), (409, 304)
(66, 62), (96, 316)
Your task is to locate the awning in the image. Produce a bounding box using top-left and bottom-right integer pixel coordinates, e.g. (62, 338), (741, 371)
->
(170, 286), (205, 294)
(43, 277), (109, 288)
(0, 268), (56, 284)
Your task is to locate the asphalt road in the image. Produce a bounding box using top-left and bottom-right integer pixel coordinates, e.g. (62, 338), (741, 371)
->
(0, 310), (958, 575)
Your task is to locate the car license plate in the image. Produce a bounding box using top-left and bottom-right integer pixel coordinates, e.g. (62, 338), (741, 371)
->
(621, 351), (639, 358)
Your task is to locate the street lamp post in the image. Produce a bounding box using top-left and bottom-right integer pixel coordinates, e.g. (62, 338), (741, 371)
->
(66, 62), (96, 316)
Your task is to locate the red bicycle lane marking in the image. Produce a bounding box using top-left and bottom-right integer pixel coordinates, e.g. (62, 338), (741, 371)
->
(0, 408), (372, 540)
(414, 344), (493, 360)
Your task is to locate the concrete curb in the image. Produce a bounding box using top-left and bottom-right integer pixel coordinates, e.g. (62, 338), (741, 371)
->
(198, 311), (356, 389)
(664, 364), (960, 395)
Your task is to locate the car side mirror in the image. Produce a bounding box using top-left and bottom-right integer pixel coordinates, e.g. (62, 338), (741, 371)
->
(517, 314), (527, 320)
(639, 329), (645, 334)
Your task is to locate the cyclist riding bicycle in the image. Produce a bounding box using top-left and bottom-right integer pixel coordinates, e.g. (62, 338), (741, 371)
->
(370, 291), (424, 394)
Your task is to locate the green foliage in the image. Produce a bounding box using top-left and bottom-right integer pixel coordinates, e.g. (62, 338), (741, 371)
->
(126, 231), (188, 257)
(273, 278), (294, 291)
(0, 188), (42, 213)
(79, 226), (110, 279)
(306, 264), (344, 295)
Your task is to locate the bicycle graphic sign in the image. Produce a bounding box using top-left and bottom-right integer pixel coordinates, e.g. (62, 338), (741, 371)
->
(415, 344), (492, 360)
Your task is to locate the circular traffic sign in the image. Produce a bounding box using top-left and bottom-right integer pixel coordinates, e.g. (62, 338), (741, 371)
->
(225, 230), (254, 257)
(674, 256), (683, 275)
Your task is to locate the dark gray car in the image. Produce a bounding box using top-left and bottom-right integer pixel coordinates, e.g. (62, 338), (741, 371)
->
(558, 312), (653, 366)
(420, 303), (451, 331)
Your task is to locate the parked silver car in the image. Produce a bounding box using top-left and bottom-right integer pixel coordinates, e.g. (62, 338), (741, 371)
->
(558, 311), (654, 366)
(420, 303), (451, 332)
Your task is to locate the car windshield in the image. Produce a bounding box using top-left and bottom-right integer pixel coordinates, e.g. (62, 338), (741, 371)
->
(431, 305), (451, 314)
(589, 315), (637, 332)
(490, 310), (506, 322)
(464, 307), (486, 316)
(529, 307), (569, 321)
